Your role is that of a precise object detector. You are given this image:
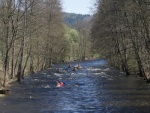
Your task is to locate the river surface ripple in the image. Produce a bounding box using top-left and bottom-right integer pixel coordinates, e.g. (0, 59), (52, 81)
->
(0, 59), (150, 113)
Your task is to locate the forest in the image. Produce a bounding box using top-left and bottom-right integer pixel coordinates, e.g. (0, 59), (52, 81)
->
(0, 0), (149, 87)
(0, 0), (92, 87)
(64, 12), (91, 28)
(91, 0), (150, 81)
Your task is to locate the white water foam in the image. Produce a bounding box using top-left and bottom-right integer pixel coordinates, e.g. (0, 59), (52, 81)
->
(103, 68), (110, 71)
(54, 73), (63, 76)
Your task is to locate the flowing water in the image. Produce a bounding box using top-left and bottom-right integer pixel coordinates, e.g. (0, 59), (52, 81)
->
(0, 59), (150, 113)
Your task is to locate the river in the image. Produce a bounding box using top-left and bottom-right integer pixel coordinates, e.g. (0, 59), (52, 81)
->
(0, 59), (150, 113)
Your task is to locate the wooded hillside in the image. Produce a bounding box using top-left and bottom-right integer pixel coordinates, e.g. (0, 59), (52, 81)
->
(64, 12), (92, 28)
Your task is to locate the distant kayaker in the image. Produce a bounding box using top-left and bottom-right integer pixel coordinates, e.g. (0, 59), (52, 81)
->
(73, 67), (78, 71)
(75, 64), (81, 69)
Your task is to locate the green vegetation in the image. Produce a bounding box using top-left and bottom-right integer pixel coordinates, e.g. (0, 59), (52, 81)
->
(63, 12), (92, 61)
(64, 25), (79, 61)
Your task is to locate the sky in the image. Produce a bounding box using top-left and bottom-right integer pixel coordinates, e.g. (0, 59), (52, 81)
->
(62, 0), (93, 15)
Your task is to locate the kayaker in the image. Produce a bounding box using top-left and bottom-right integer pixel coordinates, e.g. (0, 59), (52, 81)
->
(56, 80), (64, 87)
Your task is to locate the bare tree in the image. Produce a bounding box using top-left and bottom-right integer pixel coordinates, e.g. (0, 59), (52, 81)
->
(91, 0), (150, 79)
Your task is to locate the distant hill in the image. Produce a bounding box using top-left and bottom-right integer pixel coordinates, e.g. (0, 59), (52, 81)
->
(63, 12), (92, 28)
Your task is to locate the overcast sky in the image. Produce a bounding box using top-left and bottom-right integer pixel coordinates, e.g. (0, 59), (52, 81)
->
(62, 0), (93, 14)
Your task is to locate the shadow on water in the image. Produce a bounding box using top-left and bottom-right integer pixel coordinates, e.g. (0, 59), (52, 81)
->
(0, 59), (150, 113)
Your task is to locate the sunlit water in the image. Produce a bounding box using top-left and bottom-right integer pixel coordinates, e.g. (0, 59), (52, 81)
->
(0, 59), (150, 113)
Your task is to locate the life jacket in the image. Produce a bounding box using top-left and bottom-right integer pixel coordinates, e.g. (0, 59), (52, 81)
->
(59, 82), (64, 87)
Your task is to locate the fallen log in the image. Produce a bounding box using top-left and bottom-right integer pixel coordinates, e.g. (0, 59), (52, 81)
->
(0, 89), (10, 95)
